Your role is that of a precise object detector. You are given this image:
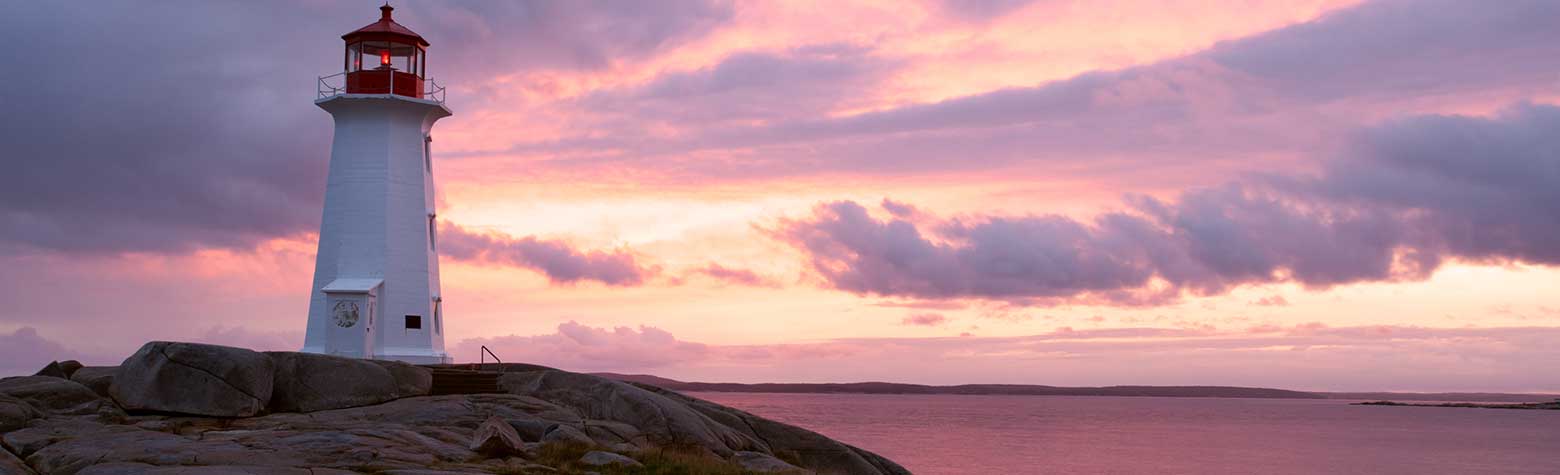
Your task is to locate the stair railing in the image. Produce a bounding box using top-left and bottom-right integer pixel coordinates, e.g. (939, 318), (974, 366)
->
(480, 345), (503, 373)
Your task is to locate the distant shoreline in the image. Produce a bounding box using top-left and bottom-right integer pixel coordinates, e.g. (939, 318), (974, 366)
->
(595, 373), (1560, 403)
(1355, 400), (1560, 410)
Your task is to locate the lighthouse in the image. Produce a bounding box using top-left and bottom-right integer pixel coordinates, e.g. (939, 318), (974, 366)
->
(302, 5), (452, 364)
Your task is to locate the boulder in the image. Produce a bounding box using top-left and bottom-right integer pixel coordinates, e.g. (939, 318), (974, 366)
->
(734, 451), (814, 473)
(499, 370), (759, 457)
(34, 361), (68, 379)
(111, 342), (274, 417)
(469, 415), (526, 458)
(59, 360), (85, 378)
(540, 423), (594, 446)
(578, 450), (641, 468)
(507, 418), (554, 441)
(0, 376), (106, 416)
(1, 394), (42, 433)
(70, 367), (116, 398)
(369, 359), (433, 397)
(266, 352), (431, 413)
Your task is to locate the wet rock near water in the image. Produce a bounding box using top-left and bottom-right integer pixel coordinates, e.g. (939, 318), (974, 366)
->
(0, 341), (910, 475)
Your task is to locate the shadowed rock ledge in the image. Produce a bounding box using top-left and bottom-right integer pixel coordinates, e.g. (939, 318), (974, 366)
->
(0, 341), (911, 475)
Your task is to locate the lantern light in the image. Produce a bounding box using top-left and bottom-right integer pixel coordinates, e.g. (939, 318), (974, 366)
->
(380, 49), (392, 66)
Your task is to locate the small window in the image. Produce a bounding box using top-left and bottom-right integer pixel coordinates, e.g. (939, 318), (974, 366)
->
(433, 299), (442, 334)
(428, 215), (437, 250)
(405, 315), (422, 329)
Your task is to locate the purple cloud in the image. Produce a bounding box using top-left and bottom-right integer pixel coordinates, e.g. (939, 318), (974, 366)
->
(0, 1), (733, 255)
(440, 223), (656, 286)
(472, 0), (1560, 181)
(0, 327), (84, 376)
(775, 104), (1560, 303)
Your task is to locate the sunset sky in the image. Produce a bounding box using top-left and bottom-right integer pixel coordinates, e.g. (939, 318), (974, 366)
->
(2, 1), (1557, 392)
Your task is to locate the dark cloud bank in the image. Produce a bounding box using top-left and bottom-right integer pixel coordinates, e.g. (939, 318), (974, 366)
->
(776, 104), (1560, 304)
(0, 1), (732, 256)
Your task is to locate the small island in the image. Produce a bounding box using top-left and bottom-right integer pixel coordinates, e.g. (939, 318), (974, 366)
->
(1355, 400), (1560, 410)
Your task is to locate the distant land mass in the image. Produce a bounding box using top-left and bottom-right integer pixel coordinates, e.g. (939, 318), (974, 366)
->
(595, 374), (1560, 403)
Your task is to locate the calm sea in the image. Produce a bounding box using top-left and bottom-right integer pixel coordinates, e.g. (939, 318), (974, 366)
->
(689, 392), (1560, 475)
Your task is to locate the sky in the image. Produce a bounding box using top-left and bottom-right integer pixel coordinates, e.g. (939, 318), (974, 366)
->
(1, 0), (1557, 392)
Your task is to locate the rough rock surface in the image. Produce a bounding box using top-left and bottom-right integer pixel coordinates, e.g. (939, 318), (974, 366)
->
(0, 377), (107, 416)
(32, 362), (69, 379)
(1, 446), (35, 474)
(468, 416), (526, 458)
(267, 352), (430, 413)
(734, 450), (814, 473)
(499, 370), (759, 457)
(110, 342), (274, 417)
(67, 368), (114, 399)
(645, 384), (911, 475)
(1, 394), (43, 432)
(539, 423), (593, 446)
(0, 344), (908, 475)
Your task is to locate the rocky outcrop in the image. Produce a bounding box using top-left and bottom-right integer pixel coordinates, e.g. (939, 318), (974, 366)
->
(110, 342), (274, 417)
(66, 368), (114, 399)
(499, 370), (760, 456)
(643, 383), (912, 475)
(0, 394), (42, 433)
(266, 352), (430, 413)
(0, 342), (908, 475)
(0, 446), (34, 474)
(468, 416), (525, 458)
(734, 451), (814, 473)
(0, 377), (108, 416)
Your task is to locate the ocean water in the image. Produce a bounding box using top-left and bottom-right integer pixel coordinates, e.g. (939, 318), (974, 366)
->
(689, 392), (1560, 475)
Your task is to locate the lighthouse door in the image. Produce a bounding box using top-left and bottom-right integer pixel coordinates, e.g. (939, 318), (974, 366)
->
(320, 278), (383, 359)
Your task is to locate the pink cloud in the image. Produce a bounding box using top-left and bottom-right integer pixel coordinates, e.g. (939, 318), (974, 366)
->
(694, 263), (780, 287)
(902, 313), (948, 326)
(1251, 295), (1290, 307)
(452, 321), (709, 372)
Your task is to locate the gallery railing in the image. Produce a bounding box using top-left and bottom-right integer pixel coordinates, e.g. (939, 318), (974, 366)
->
(317, 71), (446, 104)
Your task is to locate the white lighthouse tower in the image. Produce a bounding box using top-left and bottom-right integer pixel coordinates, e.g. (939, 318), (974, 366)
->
(303, 5), (452, 364)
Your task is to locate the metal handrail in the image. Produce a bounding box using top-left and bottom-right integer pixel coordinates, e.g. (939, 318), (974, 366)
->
(479, 345), (503, 373)
(316, 71), (447, 104)
(317, 72), (347, 99)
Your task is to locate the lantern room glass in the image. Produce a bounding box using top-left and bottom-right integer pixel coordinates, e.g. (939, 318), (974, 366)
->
(345, 41), (423, 78)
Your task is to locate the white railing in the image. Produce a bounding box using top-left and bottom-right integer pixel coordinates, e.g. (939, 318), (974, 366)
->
(317, 72), (347, 99)
(316, 71), (447, 104)
(424, 79), (447, 104)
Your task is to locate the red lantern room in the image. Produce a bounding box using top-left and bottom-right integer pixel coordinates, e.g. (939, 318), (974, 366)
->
(341, 4), (428, 98)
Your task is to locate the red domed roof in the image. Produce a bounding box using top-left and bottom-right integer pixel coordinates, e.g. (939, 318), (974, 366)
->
(342, 4), (429, 47)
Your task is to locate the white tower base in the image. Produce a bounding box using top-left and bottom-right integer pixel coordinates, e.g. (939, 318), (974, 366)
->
(303, 93), (453, 364)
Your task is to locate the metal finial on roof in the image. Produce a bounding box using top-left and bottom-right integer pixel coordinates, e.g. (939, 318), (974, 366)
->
(380, 3), (394, 21)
